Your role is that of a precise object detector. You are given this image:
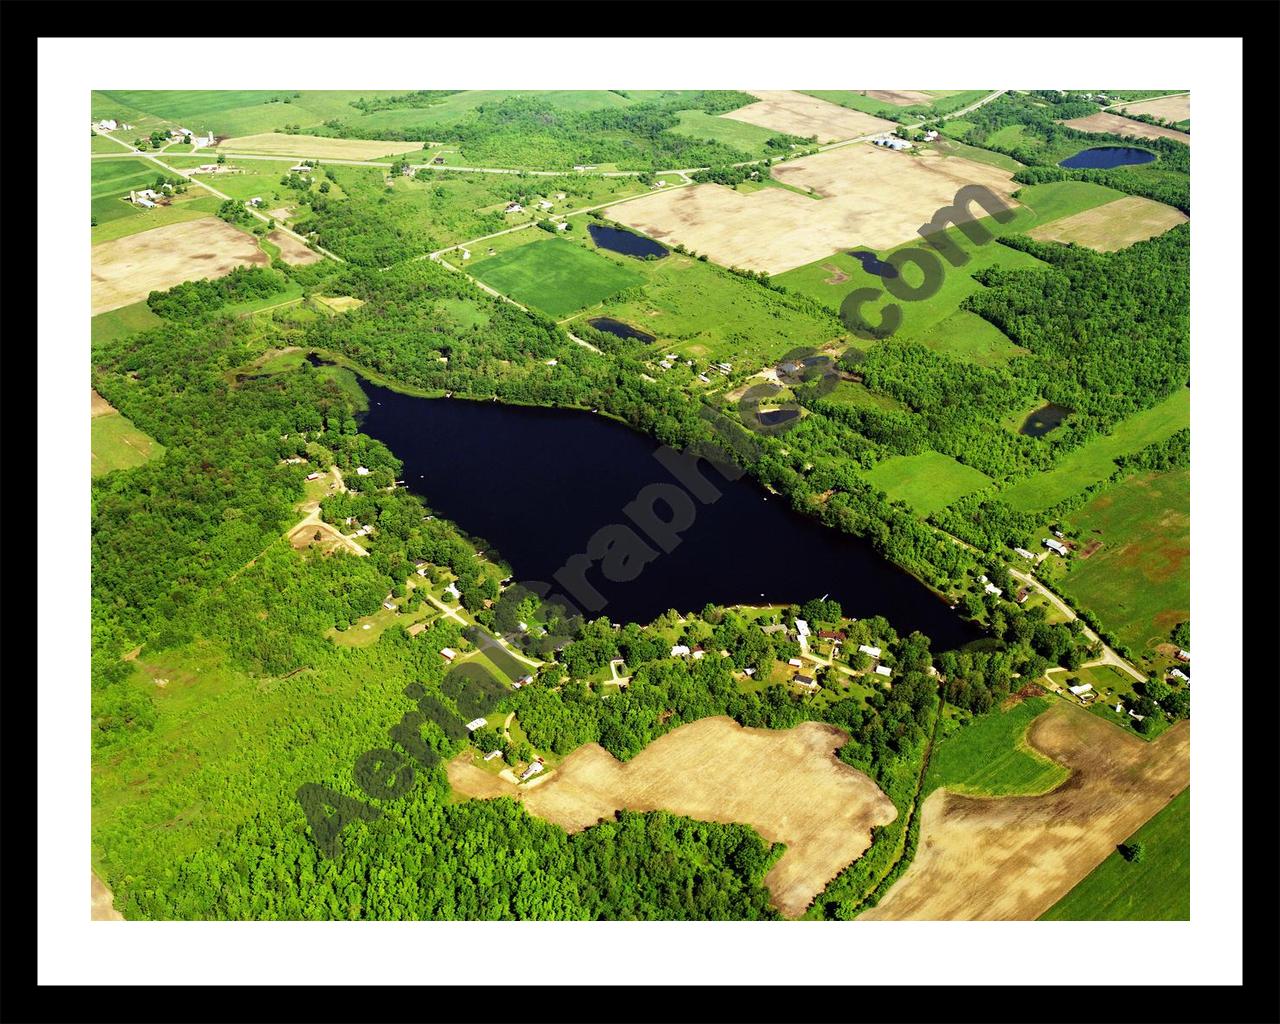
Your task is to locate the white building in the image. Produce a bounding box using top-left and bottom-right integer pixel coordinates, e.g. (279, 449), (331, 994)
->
(670, 645), (691, 658)
(445, 582), (461, 599)
(874, 665), (893, 678)
(538, 200), (553, 210)
(439, 648), (457, 661)
(505, 202), (524, 213)
(1044, 538), (1069, 556)
(795, 618), (811, 638)
(1169, 668), (1189, 682)
(483, 750), (503, 762)
(192, 133), (215, 149)
(787, 657), (804, 668)
(96, 119), (117, 131)
(520, 760), (545, 781)
(1176, 649), (1191, 662)
(290, 163), (313, 173)
(1068, 683), (1093, 696)
(383, 601), (397, 611)
(923, 129), (939, 141)
(355, 466), (371, 476)
(464, 717), (487, 733)
(984, 582), (1003, 597)
(1014, 547), (1035, 560)
(858, 644), (882, 659)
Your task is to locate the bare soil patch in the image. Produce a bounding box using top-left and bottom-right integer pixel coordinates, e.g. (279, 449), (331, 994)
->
(862, 702), (1190, 920)
(1079, 539), (1104, 559)
(821, 263), (850, 285)
(1027, 195), (1188, 252)
(287, 520), (345, 554)
(723, 90), (898, 143)
(91, 389), (116, 418)
(314, 295), (366, 313)
(216, 133), (422, 160)
(604, 145), (1021, 275)
(1060, 111), (1190, 145)
(864, 90), (935, 106)
(1111, 94), (1190, 123)
(448, 716), (897, 917)
(92, 871), (124, 920)
(268, 229), (323, 266)
(92, 219), (268, 315)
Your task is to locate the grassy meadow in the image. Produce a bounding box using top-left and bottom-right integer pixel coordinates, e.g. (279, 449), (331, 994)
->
(863, 451), (994, 516)
(92, 408), (165, 477)
(926, 695), (1068, 797)
(469, 237), (645, 317)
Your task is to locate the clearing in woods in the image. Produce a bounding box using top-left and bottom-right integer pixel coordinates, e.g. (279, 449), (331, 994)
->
(860, 701), (1189, 920)
(92, 219), (270, 315)
(267, 229), (323, 265)
(1027, 195), (1188, 252)
(92, 390), (164, 476)
(1059, 111), (1190, 145)
(468, 237), (645, 317)
(721, 90), (899, 143)
(862, 451), (994, 517)
(447, 716), (897, 918)
(215, 133), (424, 160)
(1110, 94), (1190, 124)
(604, 144), (1020, 275)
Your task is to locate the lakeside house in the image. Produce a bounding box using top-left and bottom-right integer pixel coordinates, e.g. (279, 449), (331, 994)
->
(1176, 649), (1191, 662)
(858, 644), (882, 659)
(1169, 668), (1190, 682)
(445, 582), (461, 599)
(515, 674), (534, 689)
(355, 466), (371, 476)
(874, 665), (893, 678)
(795, 618), (811, 638)
(983, 582), (1003, 597)
(439, 648), (457, 661)
(1016, 588), (1030, 604)
(670, 645), (691, 658)
(691, 646), (705, 660)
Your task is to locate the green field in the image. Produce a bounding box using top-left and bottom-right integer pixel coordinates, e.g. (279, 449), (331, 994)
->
(565, 232), (843, 367)
(930, 136), (1024, 172)
(772, 180), (1122, 367)
(1040, 788), (1189, 920)
(91, 158), (168, 225)
(669, 110), (788, 156)
(91, 194), (223, 244)
(1000, 388), (1190, 512)
(1058, 469), (1189, 655)
(926, 695), (1069, 797)
(863, 451), (994, 516)
(92, 409), (165, 476)
(91, 301), (163, 346)
(823, 380), (904, 412)
(801, 90), (990, 120)
(469, 236), (645, 317)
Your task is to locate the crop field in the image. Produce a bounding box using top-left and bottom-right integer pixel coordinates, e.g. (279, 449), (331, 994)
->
(668, 109), (790, 155)
(216, 133), (424, 160)
(448, 716), (898, 919)
(469, 237), (645, 317)
(267, 230), (322, 265)
(862, 701), (1190, 920)
(1058, 469), (1189, 656)
(605, 144), (1022, 276)
(1027, 195), (1188, 252)
(91, 157), (168, 225)
(91, 300), (163, 346)
(567, 244), (844, 368)
(92, 390), (164, 476)
(92, 219), (270, 315)
(929, 135), (1024, 172)
(1110, 94), (1190, 124)
(926, 695), (1069, 797)
(721, 90), (899, 143)
(999, 388), (1190, 512)
(802, 89), (990, 119)
(1059, 111), (1190, 145)
(1041, 787), (1189, 920)
(862, 451), (994, 516)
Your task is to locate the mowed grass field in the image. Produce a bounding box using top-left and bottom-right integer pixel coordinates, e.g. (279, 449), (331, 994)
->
(91, 158), (167, 225)
(91, 300), (163, 346)
(863, 451), (993, 516)
(668, 110), (788, 156)
(1059, 469), (1189, 655)
(1040, 788), (1189, 920)
(999, 388), (1190, 512)
(926, 695), (1069, 798)
(469, 237), (645, 317)
(773, 180), (1123, 367)
(92, 392), (164, 476)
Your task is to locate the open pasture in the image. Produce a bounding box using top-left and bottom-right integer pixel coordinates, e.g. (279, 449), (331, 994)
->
(448, 716), (897, 919)
(91, 300), (163, 346)
(92, 390), (164, 476)
(1041, 787), (1189, 920)
(216, 133), (423, 161)
(862, 701), (1189, 920)
(1058, 469), (1189, 657)
(1059, 111), (1190, 145)
(668, 109), (791, 155)
(722, 90), (898, 143)
(1109, 94), (1190, 124)
(999, 388), (1190, 512)
(1027, 195), (1188, 252)
(863, 451), (994, 516)
(927, 695), (1069, 798)
(469, 236), (644, 317)
(605, 144), (1021, 276)
(91, 158), (167, 225)
(92, 219), (269, 315)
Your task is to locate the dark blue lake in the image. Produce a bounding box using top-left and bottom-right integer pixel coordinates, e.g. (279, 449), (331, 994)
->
(350, 371), (978, 650)
(1059, 146), (1156, 169)
(588, 317), (656, 344)
(588, 223), (669, 259)
(849, 251), (898, 278)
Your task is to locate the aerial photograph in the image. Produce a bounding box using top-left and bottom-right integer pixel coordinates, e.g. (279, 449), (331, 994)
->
(88, 85), (1192, 924)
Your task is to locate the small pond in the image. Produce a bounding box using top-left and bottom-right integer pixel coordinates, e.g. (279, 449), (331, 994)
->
(848, 250), (899, 278)
(1019, 403), (1071, 437)
(588, 317), (656, 344)
(588, 223), (669, 259)
(756, 408), (800, 426)
(1058, 147), (1156, 170)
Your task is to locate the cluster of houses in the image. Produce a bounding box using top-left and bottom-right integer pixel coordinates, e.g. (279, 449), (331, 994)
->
(127, 188), (164, 209)
(922, 129), (940, 142)
(95, 118), (133, 132)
